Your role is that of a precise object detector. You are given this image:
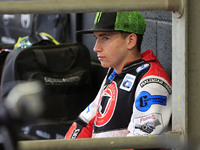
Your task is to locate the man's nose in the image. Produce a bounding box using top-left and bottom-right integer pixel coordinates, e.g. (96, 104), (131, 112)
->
(93, 40), (102, 52)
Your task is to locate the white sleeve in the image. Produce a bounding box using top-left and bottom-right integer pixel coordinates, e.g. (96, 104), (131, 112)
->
(78, 76), (107, 124)
(127, 75), (172, 136)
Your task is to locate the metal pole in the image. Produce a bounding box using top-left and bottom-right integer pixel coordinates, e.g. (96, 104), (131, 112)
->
(172, 0), (200, 149)
(172, 0), (187, 150)
(0, 0), (183, 14)
(18, 132), (183, 150)
(187, 0), (200, 149)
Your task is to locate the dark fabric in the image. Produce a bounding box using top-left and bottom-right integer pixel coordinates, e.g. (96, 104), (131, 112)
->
(0, 51), (9, 82)
(33, 14), (70, 43)
(0, 43), (92, 121)
(0, 14), (33, 43)
(0, 14), (70, 44)
(0, 49), (13, 84)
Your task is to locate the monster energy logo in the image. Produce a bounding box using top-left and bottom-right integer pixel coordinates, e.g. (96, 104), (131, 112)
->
(94, 12), (102, 24)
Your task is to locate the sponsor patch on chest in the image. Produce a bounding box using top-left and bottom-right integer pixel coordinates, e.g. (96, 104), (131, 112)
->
(120, 74), (136, 92)
(136, 63), (150, 73)
(95, 82), (118, 127)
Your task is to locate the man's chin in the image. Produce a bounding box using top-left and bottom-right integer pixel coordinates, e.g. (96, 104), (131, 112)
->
(100, 63), (109, 69)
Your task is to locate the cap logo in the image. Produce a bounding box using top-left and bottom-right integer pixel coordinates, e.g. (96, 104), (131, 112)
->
(94, 12), (102, 24)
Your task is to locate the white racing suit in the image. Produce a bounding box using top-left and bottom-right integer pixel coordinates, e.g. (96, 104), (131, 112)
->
(65, 49), (172, 139)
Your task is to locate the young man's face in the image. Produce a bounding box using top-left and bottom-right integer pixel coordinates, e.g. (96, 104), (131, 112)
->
(93, 32), (130, 73)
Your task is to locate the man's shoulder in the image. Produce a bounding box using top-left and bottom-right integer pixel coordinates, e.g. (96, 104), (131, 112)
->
(142, 61), (171, 85)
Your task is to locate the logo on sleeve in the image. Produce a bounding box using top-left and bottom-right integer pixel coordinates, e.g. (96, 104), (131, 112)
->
(136, 91), (167, 111)
(140, 78), (172, 94)
(133, 113), (163, 134)
(120, 74), (136, 92)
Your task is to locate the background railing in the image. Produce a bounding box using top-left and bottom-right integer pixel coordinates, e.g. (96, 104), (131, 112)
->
(18, 131), (183, 150)
(0, 0), (183, 14)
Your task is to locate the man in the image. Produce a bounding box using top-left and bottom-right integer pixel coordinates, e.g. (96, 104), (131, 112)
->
(65, 11), (172, 139)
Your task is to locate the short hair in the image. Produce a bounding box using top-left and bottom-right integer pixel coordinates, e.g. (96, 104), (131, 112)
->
(120, 32), (143, 52)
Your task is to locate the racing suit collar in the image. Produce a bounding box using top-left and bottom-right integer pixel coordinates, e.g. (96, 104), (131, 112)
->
(120, 49), (158, 74)
(141, 49), (159, 62)
(121, 59), (145, 73)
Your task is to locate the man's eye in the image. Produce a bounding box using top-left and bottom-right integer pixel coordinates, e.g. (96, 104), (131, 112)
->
(103, 37), (109, 40)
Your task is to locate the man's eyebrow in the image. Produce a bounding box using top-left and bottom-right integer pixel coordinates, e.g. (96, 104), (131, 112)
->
(93, 33), (112, 38)
(98, 33), (108, 37)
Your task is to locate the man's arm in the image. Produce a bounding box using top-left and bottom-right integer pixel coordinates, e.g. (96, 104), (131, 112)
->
(127, 76), (172, 136)
(65, 76), (107, 139)
(65, 117), (95, 139)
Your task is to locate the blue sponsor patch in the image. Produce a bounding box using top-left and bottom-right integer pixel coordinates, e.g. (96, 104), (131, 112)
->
(136, 64), (149, 73)
(136, 91), (167, 111)
(120, 74), (136, 92)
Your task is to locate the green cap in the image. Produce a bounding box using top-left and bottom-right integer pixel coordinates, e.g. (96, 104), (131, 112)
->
(77, 11), (146, 35)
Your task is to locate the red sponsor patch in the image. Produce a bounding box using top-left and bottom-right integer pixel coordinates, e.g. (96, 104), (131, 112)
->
(95, 82), (118, 127)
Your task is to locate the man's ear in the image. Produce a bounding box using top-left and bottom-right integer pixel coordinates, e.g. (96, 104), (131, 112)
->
(127, 33), (137, 50)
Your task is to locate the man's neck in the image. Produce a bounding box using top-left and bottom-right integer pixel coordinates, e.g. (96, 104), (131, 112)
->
(115, 50), (141, 74)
